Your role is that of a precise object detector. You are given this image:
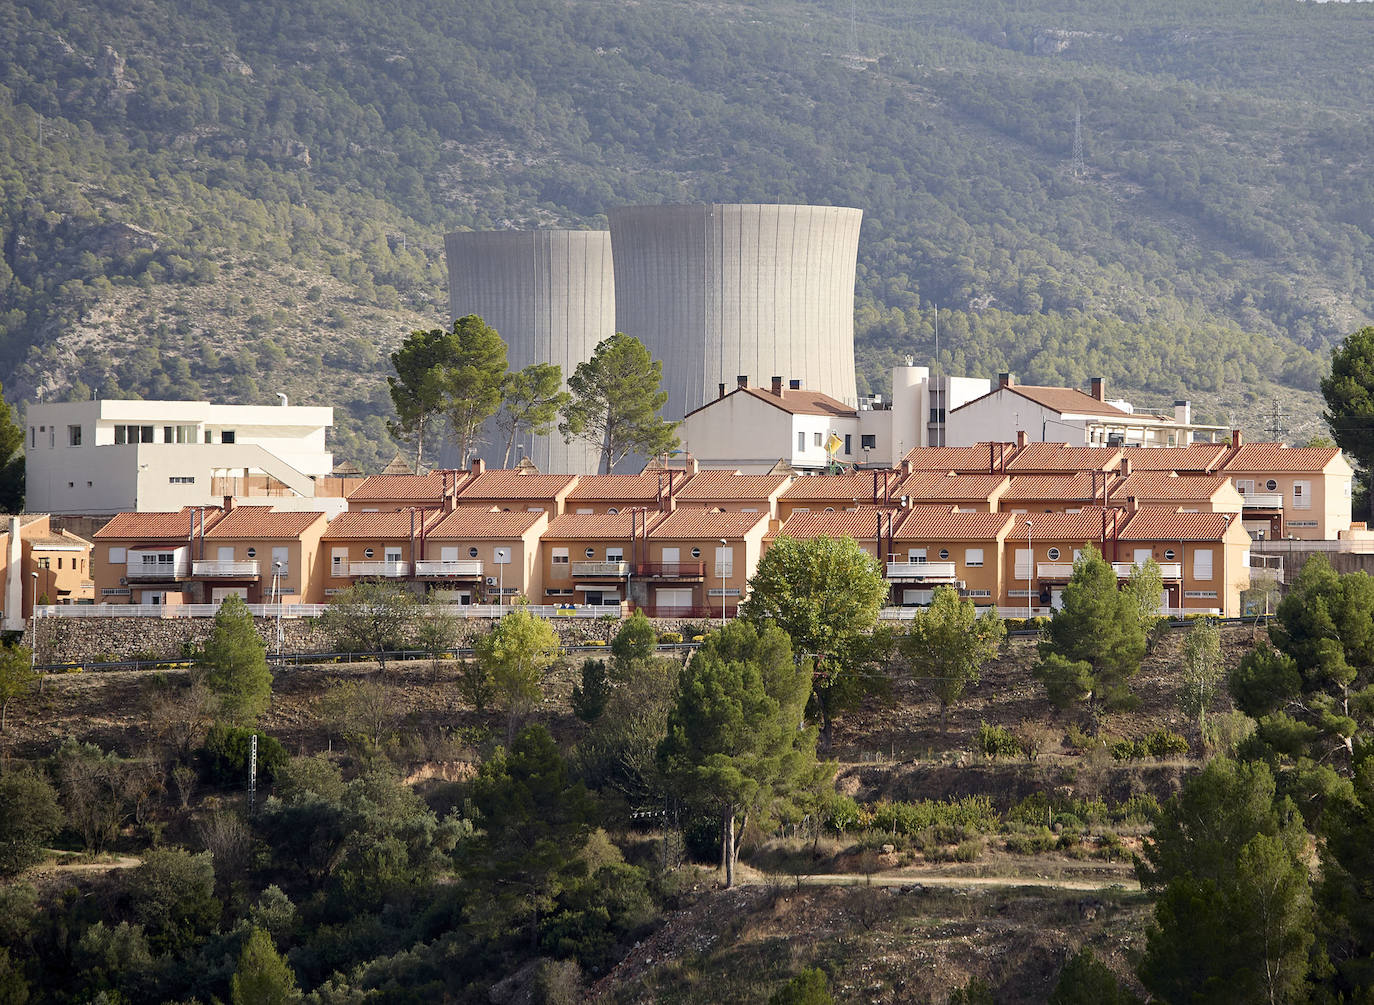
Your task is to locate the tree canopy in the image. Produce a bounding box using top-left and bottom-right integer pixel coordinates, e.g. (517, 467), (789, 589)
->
(497, 362), (570, 467)
(197, 596), (272, 728)
(900, 586), (1005, 731)
(1322, 326), (1374, 514)
(560, 333), (678, 474)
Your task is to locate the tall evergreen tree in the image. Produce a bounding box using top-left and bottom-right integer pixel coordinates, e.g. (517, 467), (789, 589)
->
(230, 927), (299, 1005)
(1322, 326), (1374, 517)
(443, 314), (509, 467)
(560, 333), (677, 474)
(387, 326), (458, 470)
(496, 362), (570, 466)
(198, 596), (272, 728)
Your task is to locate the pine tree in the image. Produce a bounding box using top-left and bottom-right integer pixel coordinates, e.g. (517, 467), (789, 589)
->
(560, 333), (677, 473)
(230, 927), (299, 1005)
(198, 596), (272, 727)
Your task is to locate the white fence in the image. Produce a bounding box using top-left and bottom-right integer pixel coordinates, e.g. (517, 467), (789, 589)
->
(34, 602), (628, 620)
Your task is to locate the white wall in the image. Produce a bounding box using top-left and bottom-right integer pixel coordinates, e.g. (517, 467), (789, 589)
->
(946, 392), (1077, 447)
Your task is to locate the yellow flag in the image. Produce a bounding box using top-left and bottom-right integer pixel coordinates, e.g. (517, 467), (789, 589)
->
(825, 432), (843, 455)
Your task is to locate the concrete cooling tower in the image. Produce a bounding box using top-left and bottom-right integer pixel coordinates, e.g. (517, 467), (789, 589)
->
(444, 230), (614, 474)
(607, 203), (862, 421)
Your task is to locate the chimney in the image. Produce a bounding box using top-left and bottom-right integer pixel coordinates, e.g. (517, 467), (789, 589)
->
(789, 379), (802, 390)
(1120, 457), (1132, 477)
(999, 372), (1014, 389)
(1127, 495), (1139, 513)
(1174, 400), (1191, 426)
(1091, 376), (1106, 401)
(771, 376), (784, 397)
(223, 495), (236, 513)
(470, 457), (486, 475)
(737, 375), (748, 389)
(1016, 430), (1028, 448)
(1231, 429), (1243, 448)
(718, 382), (726, 399)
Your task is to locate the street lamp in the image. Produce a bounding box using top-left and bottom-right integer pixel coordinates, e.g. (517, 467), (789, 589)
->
(719, 538), (729, 630)
(273, 561), (285, 656)
(1025, 520), (1033, 621)
(30, 571), (38, 679)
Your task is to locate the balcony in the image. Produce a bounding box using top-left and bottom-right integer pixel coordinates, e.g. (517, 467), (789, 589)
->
(414, 560), (483, 578)
(1036, 562), (1075, 580)
(1112, 562), (1183, 579)
(1240, 492), (1284, 509)
(126, 561), (190, 580)
(347, 561), (411, 578)
(191, 560), (261, 578)
(572, 561), (629, 577)
(885, 561), (957, 580)
(636, 561), (706, 580)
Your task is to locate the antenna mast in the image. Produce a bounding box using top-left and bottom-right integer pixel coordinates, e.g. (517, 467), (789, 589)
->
(1072, 105), (1085, 179)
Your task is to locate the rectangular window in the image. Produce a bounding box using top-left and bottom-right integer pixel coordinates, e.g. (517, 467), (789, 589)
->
(551, 547), (569, 565)
(493, 547), (512, 565)
(140, 426), (154, 443)
(605, 547), (623, 563)
(29, 427), (34, 448)
(907, 548), (927, 563)
(272, 547), (289, 576)
(37, 557), (49, 569)
(1235, 479), (1254, 496)
(844, 434), (852, 455)
(205, 430), (213, 443)
(860, 434), (876, 449)
(714, 546), (734, 578)
(67, 425), (82, 446)
(965, 548), (984, 567)
(813, 432), (822, 447)
(965, 589), (992, 598)
(383, 547), (402, 563)
(331, 547), (347, 575)
(109, 547), (126, 564)
(1193, 549), (1214, 580)
(1014, 548), (1032, 579)
(797, 432), (806, 452)
(164, 426), (174, 443)
(168, 476), (195, 484)
(221, 430), (236, 444)
(1293, 480), (1311, 510)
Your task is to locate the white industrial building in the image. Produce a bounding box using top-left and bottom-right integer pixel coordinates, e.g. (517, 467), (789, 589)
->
(26, 399), (336, 514)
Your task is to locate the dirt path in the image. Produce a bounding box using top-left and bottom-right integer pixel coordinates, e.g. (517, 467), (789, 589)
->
(37, 853), (143, 874)
(739, 869), (1139, 892)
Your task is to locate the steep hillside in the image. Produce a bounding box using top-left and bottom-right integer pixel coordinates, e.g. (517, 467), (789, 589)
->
(3, 0), (1372, 466)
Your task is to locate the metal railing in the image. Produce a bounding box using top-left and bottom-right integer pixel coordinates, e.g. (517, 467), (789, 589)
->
(413, 560), (483, 577)
(1239, 491), (1284, 508)
(191, 560), (261, 577)
(1111, 562), (1182, 579)
(35, 601), (628, 620)
(885, 561), (957, 579)
(125, 562), (190, 580)
(639, 605), (714, 619)
(347, 560), (411, 578)
(635, 562), (706, 579)
(571, 561), (629, 577)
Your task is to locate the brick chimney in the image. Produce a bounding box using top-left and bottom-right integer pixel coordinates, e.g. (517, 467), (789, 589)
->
(1127, 495), (1139, 513)
(771, 376), (784, 397)
(736, 375), (748, 389)
(1091, 376), (1106, 401)
(470, 457), (486, 475)
(223, 495), (235, 513)
(1231, 429), (1243, 448)
(1016, 430), (1028, 448)
(999, 372), (1015, 389)
(1120, 457), (1132, 477)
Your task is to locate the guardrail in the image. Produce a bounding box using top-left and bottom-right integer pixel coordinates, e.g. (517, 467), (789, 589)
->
(34, 602), (628, 620)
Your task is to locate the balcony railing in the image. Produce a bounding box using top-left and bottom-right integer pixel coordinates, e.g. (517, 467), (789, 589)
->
(885, 561), (957, 580)
(126, 561), (189, 580)
(348, 561), (411, 578)
(572, 561), (629, 577)
(1240, 492), (1284, 508)
(1036, 562), (1075, 579)
(414, 560), (483, 577)
(636, 561), (706, 579)
(192, 560), (261, 578)
(640, 605), (714, 619)
(1111, 562), (1183, 579)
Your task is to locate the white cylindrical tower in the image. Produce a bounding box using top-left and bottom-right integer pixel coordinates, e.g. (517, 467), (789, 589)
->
(608, 203), (862, 422)
(444, 230), (614, 474)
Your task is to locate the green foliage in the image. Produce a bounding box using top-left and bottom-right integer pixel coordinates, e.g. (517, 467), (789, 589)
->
(570, 659), (610, 724)
(200, 724), (288, 786)
(123, 847), (221, 957)
(74, 921), (152, 1000)
(1137, 759), (1314, 1004)
(769, 967), (834, 1005)
(0, 384), (22, 514)
(560, 333), (677, 474)
(658, 620), (821, 887)
(976, 722), (1022, 760)
(474, 609), (561, 737)
(610, 611), (658, 681)
(1323, 326), (1374, 508)
(230, 927), (299, 1005)
(1108, 730), (1189, 761)
(1034, 547), (1145, 714)
(441, 314), (509, 466)
(739, 534), (890, 746)
(319, 582), (418, 669)
(496, 362), (570, 467)
(948, 977), (995, 1005)
(0, 769), (62, 876)
(388, 326), (459, 469)
(901, 586), (1005, 730)
(1179, 617), (1224, 737)
(574, 654), (677, 806)
(54, 738), (128, 853)
(0, 643), (37, 735)
(1050, 948), (1141, 1005)
(197, 596), (272, 727)
(1123, 558), (1165, 628)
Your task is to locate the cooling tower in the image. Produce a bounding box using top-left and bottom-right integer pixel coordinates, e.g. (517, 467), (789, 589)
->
(608, 203), (862, 421)
(444, 230), (614, 474)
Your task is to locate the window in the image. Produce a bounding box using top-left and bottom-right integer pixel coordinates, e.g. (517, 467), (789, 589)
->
(1047, 548), (1061, 561)
(576, 508), (594, 515)
(140, 425), (153, 443)
(605, 548), (623, 563)
(331, 547), (347, 574)
(585, 547), (595, 558)
(552, 547), (569, 565)
(29, 427), (34, 448)
(37, 557), (49, 569)
(908, 549), (927, 563)
(965, 589), (992, 598)
(164, 426), (174, 443)
(690, 547), (701, 558)
(938, 549), (949, 560)
(1293, 480), (1311, 510)
(965, 548), (984, 567)
(813, 431), (822, 447)
(48, 431), (53, 448)
(364, 548), (375, 559)
(1193, 549), (1213, 580)
(109, 547), (126, 564)
(246, 547), (257, 558)
(861, 434), (876, 450)
(57, 557), (63, 570)
(844, 434), (852, 455)
(714, 546), (734, 577)
(221, 430), (236, 444)
(1265, 479), (1278, 491)
(797, 431), (806, 452)
(272, 547), (289, 576)
(607, 507), (619, 515)
(1235, 479), (1254, 496)
(67, 425), (81, 446)
(1164, 549), (1176, 560)
(204, 430), (213, 443)
(384, 547), (402, 563)
(168, 476), (195, 484)
(469, 547), (479, 558)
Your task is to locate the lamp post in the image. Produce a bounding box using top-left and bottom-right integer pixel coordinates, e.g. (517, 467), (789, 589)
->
(494, 547), (508, 610)
(719, 538), (728, 629)
(30, 570), (38, 679)
(1025, 520), (1033, 621)
(273, 561), (285, 656)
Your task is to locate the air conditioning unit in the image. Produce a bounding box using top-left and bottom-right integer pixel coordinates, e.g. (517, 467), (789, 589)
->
(485, 577), (497, 586)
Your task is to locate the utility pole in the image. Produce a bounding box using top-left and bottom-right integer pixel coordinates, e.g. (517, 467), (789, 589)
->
(1071, 105), (1085, 179)
(1265, 403), (1288, 442)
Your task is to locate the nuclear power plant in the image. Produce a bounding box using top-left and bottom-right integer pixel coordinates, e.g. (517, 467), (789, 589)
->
(444, 203), (863, 473)
(444, 229), (614, 474)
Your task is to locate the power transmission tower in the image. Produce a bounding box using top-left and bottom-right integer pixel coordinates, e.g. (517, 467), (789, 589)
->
(1071, 106), (1085, 179)
(1265, 403), (1288, 442)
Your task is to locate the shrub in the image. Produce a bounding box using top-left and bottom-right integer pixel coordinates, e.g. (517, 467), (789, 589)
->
(976, 722), (1022, 760)
(1145, 729), (1190, 758)
(657, 632), (684, 645)
(1004, 827), (1058, 854)
(954, 837), (983, 862)
(200, 724), (288, 787)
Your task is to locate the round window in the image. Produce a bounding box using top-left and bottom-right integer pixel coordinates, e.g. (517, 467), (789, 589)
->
(364, 548), (374, 559)
(607, 507), (619, 515)
(691, 547), (701, 558)
(469, 547), (479, 558)
(938, 548), (949, 560)
(1265, 479), (1278, 491)
(1047, 547), (1060, 561)
(246, 547), (256, 558)
(585, 547), (594, 558)
(1165, 549), (1176, 560)
(824, 507), (836, 513)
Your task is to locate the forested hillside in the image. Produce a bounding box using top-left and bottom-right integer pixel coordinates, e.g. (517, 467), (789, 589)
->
(2, 0), (1372, 467)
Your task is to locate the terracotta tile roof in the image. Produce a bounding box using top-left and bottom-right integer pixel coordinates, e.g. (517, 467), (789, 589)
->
(348, 472), (457, 503)
(891, 507), (1017, 541)
(954, 383), (1145, 419)
(204, 507), (326, 539)
(891, 472), (1009, 502)
(1222, 443), (1347, 474)
(1008, 508), (1119, 540)
(780, 472), (898, 503)
(427, 508), (547, 539)
(766, 507), (892, 541)
(1120, 444), (1230, 472)
(566, 473), (684, 503)
(674, 470), (791, 501)
(27, 530), (90, 549)
(1003, 442), (1124, 473)
(323, 511), (427, 539)
(456, 469), (578, 501)
(1002, 474), (1109, 503)
(686, 384), (857, 419)
(94, 507), (223, 540)
(1112, 472), (1234, 502)
(650, 509), (770, 539)
(902, 443), (1018, 472)
(543, 512), (659, 540)
(1117, 508), (1237, 541)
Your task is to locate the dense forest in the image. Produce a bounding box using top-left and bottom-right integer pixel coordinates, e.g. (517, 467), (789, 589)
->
(2, 0), (1372, 467)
